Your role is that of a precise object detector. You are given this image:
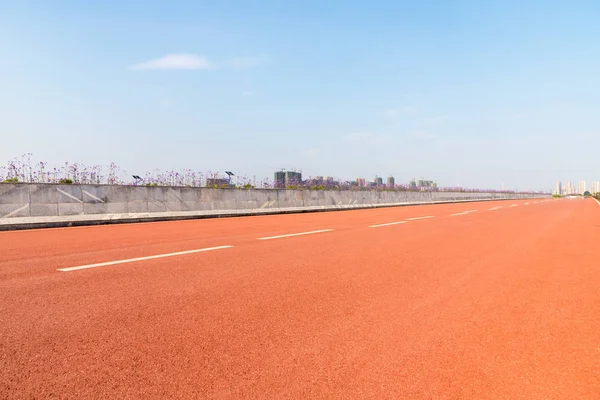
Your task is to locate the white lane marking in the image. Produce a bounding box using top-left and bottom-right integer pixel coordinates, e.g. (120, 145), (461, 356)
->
(57, 188), (83, 203)
(451, 210), (478, 216)
(368, 221), (408, 228)
(510, 204), (518, 207)
(2, 204), (29, 218)
(405, 216), (435, 221)
(257, 229), (333, 240)
(524, 202), (529, 205)
(593, 198), (600, 207)
(57, 245), (233, 272)
(488, 206), (502, 211)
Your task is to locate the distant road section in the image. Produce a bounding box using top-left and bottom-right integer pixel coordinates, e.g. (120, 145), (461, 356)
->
(1, 198), (599, 399)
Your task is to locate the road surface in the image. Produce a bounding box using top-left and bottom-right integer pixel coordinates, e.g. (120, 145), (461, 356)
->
(1, 197), (599, 399)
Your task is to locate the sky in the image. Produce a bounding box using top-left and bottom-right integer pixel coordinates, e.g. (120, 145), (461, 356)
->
(1, 0), (599, 191)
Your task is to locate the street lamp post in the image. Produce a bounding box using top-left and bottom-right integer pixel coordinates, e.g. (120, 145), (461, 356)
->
(225, 171), (234, 187)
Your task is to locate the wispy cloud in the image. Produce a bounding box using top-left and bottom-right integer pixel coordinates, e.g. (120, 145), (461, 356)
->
(226, 57), (262, 69)
(130, 54), (216, 70)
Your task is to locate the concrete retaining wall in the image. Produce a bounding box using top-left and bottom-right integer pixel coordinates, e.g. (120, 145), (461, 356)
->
(1, 183), (547, 221)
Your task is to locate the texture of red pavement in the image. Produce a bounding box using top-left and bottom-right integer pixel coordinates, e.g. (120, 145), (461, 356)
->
(1, 198), (599, 399)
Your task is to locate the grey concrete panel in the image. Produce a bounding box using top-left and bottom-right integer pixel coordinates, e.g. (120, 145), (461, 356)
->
(181, 201), (199, 211)
(59, 203), (84, 216)
(128, 186), (149, 202)
(29, 184), (59, 204)
(148, 201), (167, 213)
(0, 184), (30, 205)
(0, 204), (30, 218)
(30, 204), (58, 217)
(146, 187), (165, 202)
(200, 188), (226, 202)
(196, 202), (215, 211)
(164, 188), (182, 203)
(127, 201), (148, 213)
(80, 185), (108, 204)
(83, 203), (109, 215)
(103, 186), (127, 203)
(164, 202), (182, 212)
(57, 185), (83, 203)
(220, 200), (237, 210)
(237, 201), (260, 209)
(107, 203), (127, 214)
(181, 187), (200, 202)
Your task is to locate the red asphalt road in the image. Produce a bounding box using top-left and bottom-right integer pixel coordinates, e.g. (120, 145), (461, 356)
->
(1, 198), (600, 399)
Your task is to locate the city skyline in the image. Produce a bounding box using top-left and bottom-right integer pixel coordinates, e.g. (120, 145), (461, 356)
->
(555, 179), (600, 195)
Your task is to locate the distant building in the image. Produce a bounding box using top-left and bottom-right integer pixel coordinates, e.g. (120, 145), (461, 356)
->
(374, 176), (383, 186)
(579, 180), (586, 195)
(356, 178), (366, 187)
(284, 171), (302, 187)
(566, 181), (574, 195)
(274, 171), (286, 188)
(417, 179), (435, 188)
(387, 176), (395, 188)
(274, 170), (303, 188)
(592, 181), (600, 194)
(555, 181), (562, 195)
(206, 178), (231, 187)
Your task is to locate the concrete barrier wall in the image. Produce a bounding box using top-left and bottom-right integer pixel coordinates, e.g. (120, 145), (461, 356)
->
(0, 183), (547, 219)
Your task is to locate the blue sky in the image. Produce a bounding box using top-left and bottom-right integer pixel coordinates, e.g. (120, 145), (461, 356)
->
(1, 0), (599, 190)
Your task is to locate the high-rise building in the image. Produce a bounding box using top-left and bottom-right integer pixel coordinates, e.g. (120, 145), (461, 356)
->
(356, 178), (366, 187)
(284, 171), (302, 186)
(387, 176), (395, 188)
(274, 171), (286, 188)
(374, 176), (383, 185)
(591, 181), (600, 194)
(274, 170), (302, 188)
(555, 181), (562, 195)
(566, 181), (573, 195)
(579, 180), (586, 194)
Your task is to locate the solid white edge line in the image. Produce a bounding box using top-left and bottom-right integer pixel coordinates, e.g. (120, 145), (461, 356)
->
(57, 245), (234, 272)
(368, 221), (408, 228)
(593, 197), (600, 207)
(405, 216), (435, 221)
(257, 229), (334, 240)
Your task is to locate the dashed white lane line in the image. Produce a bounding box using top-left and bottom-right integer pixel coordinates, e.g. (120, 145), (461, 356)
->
(510, 204), (519, 207)
(58, 245), (234, 272)
(368, 221), (408, 228)
(405, 216), (435, 221)
(257, 229), (334, 240)
(524, 202), (530, 205)
(488, 206), (502, 211)
(451, 210), (478, 216)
